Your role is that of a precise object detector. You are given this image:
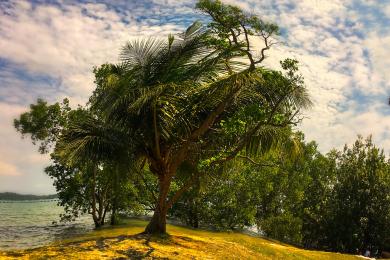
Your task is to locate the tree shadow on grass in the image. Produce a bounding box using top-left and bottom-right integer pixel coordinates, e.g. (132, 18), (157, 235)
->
(1, 232), (205, 259)
(113, 233), (165, 259)
(113, 232), (204, 259)
(2, 251), (24, 258)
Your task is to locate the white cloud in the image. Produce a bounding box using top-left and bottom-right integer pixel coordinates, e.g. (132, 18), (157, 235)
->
(0, 1), (184, 101)
(0, 1), (185, 194)
(0, 102), (52, 192)
(227, 0), (390, 152)
(365, 33), (390, 82)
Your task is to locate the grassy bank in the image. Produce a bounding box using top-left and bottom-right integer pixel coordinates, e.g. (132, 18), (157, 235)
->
(0, 219), (363, 259)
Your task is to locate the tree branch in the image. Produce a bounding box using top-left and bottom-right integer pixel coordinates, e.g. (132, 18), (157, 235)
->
(153, 102), (161, 160)
(237, 155), (278, 167)
(130, 159), (158, 203)
(210, 84), (301, 166)
(172, 74), (246, 169)
(167, 171), (200, 209)
(239, 22), (256, 70)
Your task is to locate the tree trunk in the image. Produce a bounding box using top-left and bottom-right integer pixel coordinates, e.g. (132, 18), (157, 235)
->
(92, 204), (105, 228)
(110, 165), (119, 225)
(110, 204), (117, 225)
(145, 206), (168, 234)
(91, 166), (101, 228)
(144, 173), (171, 234)
(191, 201), (199, 228)
(93, 219), (102, 228)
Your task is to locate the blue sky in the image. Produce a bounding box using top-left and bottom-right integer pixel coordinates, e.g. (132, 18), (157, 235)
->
(0, 0), (390, 194)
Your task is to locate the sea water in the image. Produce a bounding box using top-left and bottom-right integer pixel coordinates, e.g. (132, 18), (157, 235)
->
(0, 200), (93, 250)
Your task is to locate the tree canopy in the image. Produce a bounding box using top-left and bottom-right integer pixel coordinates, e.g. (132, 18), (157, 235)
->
(15, 0), (310, 234)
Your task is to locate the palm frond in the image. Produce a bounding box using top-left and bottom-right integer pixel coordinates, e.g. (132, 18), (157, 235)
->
(120, 38), (165, 68)
(244, 126), (302, 158)
(56, 116), (130, 166)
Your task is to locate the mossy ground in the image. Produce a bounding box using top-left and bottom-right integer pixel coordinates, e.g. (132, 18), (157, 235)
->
(0, 219), (365, 259)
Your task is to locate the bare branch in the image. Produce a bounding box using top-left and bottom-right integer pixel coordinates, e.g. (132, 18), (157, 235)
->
(239, 22), (256, 69)
(254, 36), (280, 65)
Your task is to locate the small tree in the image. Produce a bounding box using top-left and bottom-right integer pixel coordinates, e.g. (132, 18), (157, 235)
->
(325, 136), (390, 253)
(14, 98), (139, 227)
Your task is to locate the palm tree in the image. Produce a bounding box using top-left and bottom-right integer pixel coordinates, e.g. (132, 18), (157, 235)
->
(86, 24), (309, 234)
(61, 1), (311, 234)
(13, 1), (311, 235)
(89, 22), (230, 233)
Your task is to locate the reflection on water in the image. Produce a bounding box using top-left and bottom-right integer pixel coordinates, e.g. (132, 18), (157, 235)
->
(0, 200), (93, 250)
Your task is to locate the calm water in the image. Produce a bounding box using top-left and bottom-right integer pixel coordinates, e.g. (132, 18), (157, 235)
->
(0, 200), (93, 250)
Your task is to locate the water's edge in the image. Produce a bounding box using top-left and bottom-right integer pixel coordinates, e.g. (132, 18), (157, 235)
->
(0, 200), (93, 250)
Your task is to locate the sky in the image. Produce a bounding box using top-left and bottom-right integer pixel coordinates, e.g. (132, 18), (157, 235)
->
(0, 0), (390, 195)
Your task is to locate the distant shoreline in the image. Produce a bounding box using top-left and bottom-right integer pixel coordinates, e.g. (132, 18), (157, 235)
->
(0, 192), (58, 201)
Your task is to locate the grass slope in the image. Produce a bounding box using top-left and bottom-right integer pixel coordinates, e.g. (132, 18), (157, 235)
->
(0, 219), (362, 259)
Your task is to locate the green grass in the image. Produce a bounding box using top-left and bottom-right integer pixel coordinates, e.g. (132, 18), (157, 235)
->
(0, 219), (362, 259)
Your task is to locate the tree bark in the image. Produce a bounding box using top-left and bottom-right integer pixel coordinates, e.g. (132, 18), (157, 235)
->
(145, 205), (168, 234)
(144, 173), (171, 234)
(110, 165), (119, 225)
(91, 166), (102, 228)
(110, 203), (117, 225)
(110, 211), (116, 225)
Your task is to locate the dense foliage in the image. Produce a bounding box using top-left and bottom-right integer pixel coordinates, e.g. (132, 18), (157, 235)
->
(307, 137), (390, 253)
(170, 135), (390, 254)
